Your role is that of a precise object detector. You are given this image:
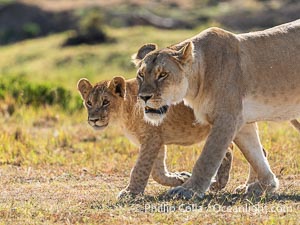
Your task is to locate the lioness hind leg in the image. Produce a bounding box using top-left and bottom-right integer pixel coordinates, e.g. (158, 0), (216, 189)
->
(235, 148), (268, 193)
(210, 145), (233, 191)
(234, 123), (278, 196)
(151, 145), (191, 187)
(239, 119), (300, 194)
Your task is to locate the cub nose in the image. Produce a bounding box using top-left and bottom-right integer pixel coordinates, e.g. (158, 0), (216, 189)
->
(139, 94), (153, 103)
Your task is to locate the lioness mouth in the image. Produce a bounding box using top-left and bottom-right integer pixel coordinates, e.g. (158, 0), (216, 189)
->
(91, 123), (109, 130)
(94, 124), (108, 128)
(145, 105), (169, 115)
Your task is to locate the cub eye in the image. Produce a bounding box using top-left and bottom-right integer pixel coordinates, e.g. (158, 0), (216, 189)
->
(137, 71), (144, 81)
(158, 72), (168, 81)
(86, 100), (92, 108)
(102, 99), (110, 106)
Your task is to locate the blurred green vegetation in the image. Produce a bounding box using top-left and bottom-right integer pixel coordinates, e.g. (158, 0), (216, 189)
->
(1, 0), (298, 44)
(0, 75), (82, 111)
(0, 0), (14, 4)
(0, 0), (298, 111)
(63, 9), (109, 46)
(22, 22), (41, 38)
(0, 25), (215, 112)
(0, 25), (214, 81)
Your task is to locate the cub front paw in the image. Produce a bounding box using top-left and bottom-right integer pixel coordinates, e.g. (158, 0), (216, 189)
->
(153, 171), (192, 187)
(234, 184), (247, 194)
(117, 189), (141, 200)
(173, 171), (191, 183)
(210, 181), (224, 192)
(166, 186), (204, 200)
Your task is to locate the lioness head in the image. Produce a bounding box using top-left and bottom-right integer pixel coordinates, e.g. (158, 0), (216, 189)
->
(132, 42), (194, 125)
(77, 76), (126, 130)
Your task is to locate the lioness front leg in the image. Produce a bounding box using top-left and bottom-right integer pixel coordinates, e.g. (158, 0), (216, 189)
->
(118, 139), (161, 199)
(234, 123), (278, 195)
(167, 114), (239, 200)
(151, 145), (191, 187)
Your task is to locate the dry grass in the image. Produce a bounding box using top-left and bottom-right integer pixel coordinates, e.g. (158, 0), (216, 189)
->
(0, 105), (299, 224)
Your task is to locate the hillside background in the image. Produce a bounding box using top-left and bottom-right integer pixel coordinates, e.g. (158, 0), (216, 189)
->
(1, 0), (299, 105)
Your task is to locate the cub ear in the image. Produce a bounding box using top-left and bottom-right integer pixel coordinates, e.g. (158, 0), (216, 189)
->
(132, 43), (158, 66)
(77, 78), (93, 100)
(173, 41), (194, 64)
(109, 76), (126, 98)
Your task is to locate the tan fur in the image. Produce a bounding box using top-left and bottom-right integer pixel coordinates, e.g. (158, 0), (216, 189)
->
(133, 19), (300, 197)
(77, 77), (233, 197)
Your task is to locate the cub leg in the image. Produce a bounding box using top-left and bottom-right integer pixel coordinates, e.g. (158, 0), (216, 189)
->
(118, 138), (161, 199)
(210, 146), (233, 191)
(151, 145), (191, 187)
(167, 114), (239, 199)
(234, 123), (278, 195)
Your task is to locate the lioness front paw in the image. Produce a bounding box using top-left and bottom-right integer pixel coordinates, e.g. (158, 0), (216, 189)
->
(166, 186), (204, 200)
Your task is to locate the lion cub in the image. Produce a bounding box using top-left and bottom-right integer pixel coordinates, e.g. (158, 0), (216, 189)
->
(77, 77), (233, 197)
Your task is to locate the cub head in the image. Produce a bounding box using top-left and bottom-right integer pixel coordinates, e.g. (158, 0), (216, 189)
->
(77, 76), (126, 130)
(132, 42), (194, 125)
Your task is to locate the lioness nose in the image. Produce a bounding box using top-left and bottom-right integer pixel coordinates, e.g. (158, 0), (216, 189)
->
(89, 118), (99, 123)
(139, 94), (153, 103)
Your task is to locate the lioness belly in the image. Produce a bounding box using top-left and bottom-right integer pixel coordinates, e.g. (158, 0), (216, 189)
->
(243, 97), (300, 122)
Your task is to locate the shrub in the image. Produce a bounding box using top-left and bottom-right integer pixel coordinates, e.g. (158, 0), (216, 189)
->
(63, 9), (110, 46)
(0, 75), (82, 112)
(22, 22), (41, 38)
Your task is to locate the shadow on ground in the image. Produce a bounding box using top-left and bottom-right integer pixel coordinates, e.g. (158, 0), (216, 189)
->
(90, 191), (300, 213)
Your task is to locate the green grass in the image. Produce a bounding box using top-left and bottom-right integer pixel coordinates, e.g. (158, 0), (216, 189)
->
(0, 25), (299, 224)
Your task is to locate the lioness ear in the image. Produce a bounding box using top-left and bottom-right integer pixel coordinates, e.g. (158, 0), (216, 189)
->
(109, 76), (126, 98)
(77, 78), (92, 100)
(173, 41), (194, 64)
(132, 43), (158, 66)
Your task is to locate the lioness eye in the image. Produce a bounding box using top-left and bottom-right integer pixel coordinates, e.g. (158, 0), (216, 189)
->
(137, 71), (144, 81)
(86, 100), (92, 108)
(158, 72), (168, 80)
(103, 99), (110, 106)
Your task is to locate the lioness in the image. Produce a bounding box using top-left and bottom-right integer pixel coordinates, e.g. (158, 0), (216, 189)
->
(133, 19), (300, 199)
(77, 77), (234, 197)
